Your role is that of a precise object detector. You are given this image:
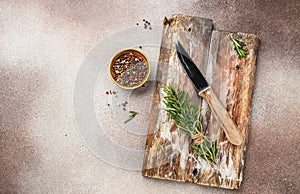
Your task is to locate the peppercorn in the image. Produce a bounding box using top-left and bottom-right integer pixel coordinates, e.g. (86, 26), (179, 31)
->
(112, 52), (147, 87)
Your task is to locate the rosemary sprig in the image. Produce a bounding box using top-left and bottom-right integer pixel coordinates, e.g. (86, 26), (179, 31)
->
(163, 84), (202, 135)
(192, 140), (217, 164)
(124, 111), (138, 124)
(229, 33), (248, 58)
(163, 84), (217, 164)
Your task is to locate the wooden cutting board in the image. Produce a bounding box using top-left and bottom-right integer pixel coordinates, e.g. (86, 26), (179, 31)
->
(142, 14), (259, 189)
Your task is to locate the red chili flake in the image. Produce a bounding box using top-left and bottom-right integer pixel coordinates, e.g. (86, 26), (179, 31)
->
(106, 91), (109, 95)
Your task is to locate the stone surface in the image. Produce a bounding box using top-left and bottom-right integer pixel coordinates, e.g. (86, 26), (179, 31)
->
(0, 0), (299, 193)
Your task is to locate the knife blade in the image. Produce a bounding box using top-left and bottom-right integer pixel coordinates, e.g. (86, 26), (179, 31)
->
(175, 40), (243, 146)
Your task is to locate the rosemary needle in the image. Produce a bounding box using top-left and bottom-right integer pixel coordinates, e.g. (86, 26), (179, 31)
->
(229, 33), (248, 58)
(124, 111), (138, 124)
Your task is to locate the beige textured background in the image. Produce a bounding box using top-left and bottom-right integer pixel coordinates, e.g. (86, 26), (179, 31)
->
(0, 0), (299, 193)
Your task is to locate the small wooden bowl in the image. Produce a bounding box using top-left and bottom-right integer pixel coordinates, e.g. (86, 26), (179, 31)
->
(109, 48), (150, 89)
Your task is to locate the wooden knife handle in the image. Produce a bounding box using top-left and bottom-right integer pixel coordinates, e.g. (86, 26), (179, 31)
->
(199, 87), (244, 146)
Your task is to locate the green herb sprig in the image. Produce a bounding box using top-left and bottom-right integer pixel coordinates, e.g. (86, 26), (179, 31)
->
(163, 84), (217, 164)
(124, 111), (138, 124)
(163, 85), (202, 135)
(192, 140), (217, 164)
(229, 33), (248, 58)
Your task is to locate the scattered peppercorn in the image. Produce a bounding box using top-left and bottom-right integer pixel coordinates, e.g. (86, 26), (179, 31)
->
(105, 90), (118, 96)
(136, 23), (139, 25)
(121, 101), (128, 107)
(139, 46), (142, 49)
(139, 19), (152, 30)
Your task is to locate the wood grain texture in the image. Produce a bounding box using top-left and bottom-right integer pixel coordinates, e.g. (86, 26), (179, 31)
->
(142, 14), (259, 189)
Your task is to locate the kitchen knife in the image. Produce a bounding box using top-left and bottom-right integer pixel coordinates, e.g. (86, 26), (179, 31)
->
(175, 40), (243, 146)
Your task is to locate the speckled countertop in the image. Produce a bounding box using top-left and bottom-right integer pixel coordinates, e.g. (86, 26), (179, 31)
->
(0, 0), (299, 193)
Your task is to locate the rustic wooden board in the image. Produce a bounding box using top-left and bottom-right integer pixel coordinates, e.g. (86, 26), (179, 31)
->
(142, 14), (259, 189)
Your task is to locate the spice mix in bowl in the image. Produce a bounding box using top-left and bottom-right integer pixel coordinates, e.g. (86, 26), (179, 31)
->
(109, 49), (150, 89)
